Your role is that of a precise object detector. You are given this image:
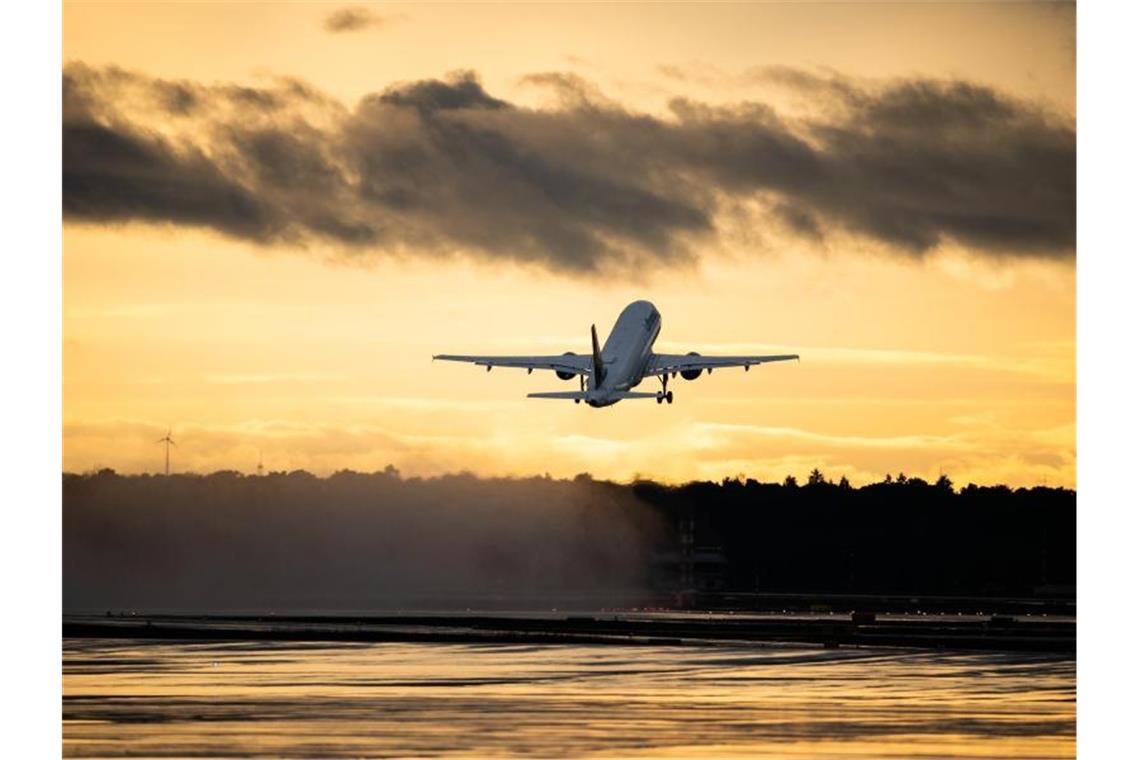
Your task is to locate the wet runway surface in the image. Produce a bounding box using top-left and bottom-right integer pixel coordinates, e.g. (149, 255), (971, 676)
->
(63, 609), (1076, 653)
(64, 637), (1074, 758)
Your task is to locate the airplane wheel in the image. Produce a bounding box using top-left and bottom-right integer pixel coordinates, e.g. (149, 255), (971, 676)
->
(656, 396), (663, 404)
(575, 399), (581, 404)
(666, 391), (674, 404)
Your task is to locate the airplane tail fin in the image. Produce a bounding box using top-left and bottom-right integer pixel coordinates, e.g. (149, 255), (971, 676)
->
(591, 324), (605, 382)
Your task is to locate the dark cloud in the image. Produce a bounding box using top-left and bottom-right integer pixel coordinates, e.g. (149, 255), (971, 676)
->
(61, 64), (1075, 273)
(323, 6), (390, 33)
(519, 72), (618, 109)
(375, 71), (508, 111)
(62, 121), (281, 240)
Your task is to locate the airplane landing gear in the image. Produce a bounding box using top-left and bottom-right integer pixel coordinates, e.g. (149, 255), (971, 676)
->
(657, 375), (674, 405)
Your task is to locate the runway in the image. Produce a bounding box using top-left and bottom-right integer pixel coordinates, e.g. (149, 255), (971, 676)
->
(63, 636), (1075, 758)
(64, 607), (1075, 653)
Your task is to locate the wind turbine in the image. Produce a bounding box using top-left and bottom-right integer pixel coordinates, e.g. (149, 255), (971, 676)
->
(156, 429), (176, 476)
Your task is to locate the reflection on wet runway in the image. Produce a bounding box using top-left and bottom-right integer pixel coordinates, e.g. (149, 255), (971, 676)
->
(64, 638), (1074, 758)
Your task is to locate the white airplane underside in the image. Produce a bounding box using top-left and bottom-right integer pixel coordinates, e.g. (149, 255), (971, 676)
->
(433, 300), (798, 407)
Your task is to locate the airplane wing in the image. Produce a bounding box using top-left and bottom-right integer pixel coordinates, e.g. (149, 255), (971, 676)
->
(647, 352), (799, 376)
(433, 353), (593, 376)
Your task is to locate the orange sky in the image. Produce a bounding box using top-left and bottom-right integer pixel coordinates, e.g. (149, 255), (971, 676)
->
(62, 2), (1075, 487)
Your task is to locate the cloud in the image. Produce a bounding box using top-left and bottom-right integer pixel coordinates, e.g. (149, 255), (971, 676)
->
(64, 412), (1074, 490)
(200, 372), (344, 385)
(63, 120), (281, 240)
(695, 422), (961, 451)
(323, 6), (391, 33)
(62, 64), (1074, 274)
(685, 420), (1074, 489)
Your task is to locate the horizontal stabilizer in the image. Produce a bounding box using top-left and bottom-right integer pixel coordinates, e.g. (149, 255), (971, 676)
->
(527, 391), (660, 401)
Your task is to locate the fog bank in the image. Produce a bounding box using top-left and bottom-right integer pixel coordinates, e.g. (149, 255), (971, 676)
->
(64, 470), (661, 611)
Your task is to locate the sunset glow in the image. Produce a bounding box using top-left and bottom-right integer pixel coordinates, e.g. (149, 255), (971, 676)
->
(63, 2), (1075, 487)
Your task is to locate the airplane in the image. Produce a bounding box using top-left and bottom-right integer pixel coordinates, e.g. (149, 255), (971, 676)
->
(433, 300), (798, 407)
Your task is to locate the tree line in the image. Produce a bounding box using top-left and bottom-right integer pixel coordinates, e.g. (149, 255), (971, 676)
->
(63, 468), (1074, 611)
(633, 470), (1074, 599)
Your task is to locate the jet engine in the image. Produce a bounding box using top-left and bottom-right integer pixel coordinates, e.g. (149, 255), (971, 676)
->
(680, 351), (703, 380)
(556, 352), (578, 380)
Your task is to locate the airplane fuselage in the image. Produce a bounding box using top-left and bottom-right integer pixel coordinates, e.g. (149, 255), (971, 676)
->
(588, 300), (661, 406)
